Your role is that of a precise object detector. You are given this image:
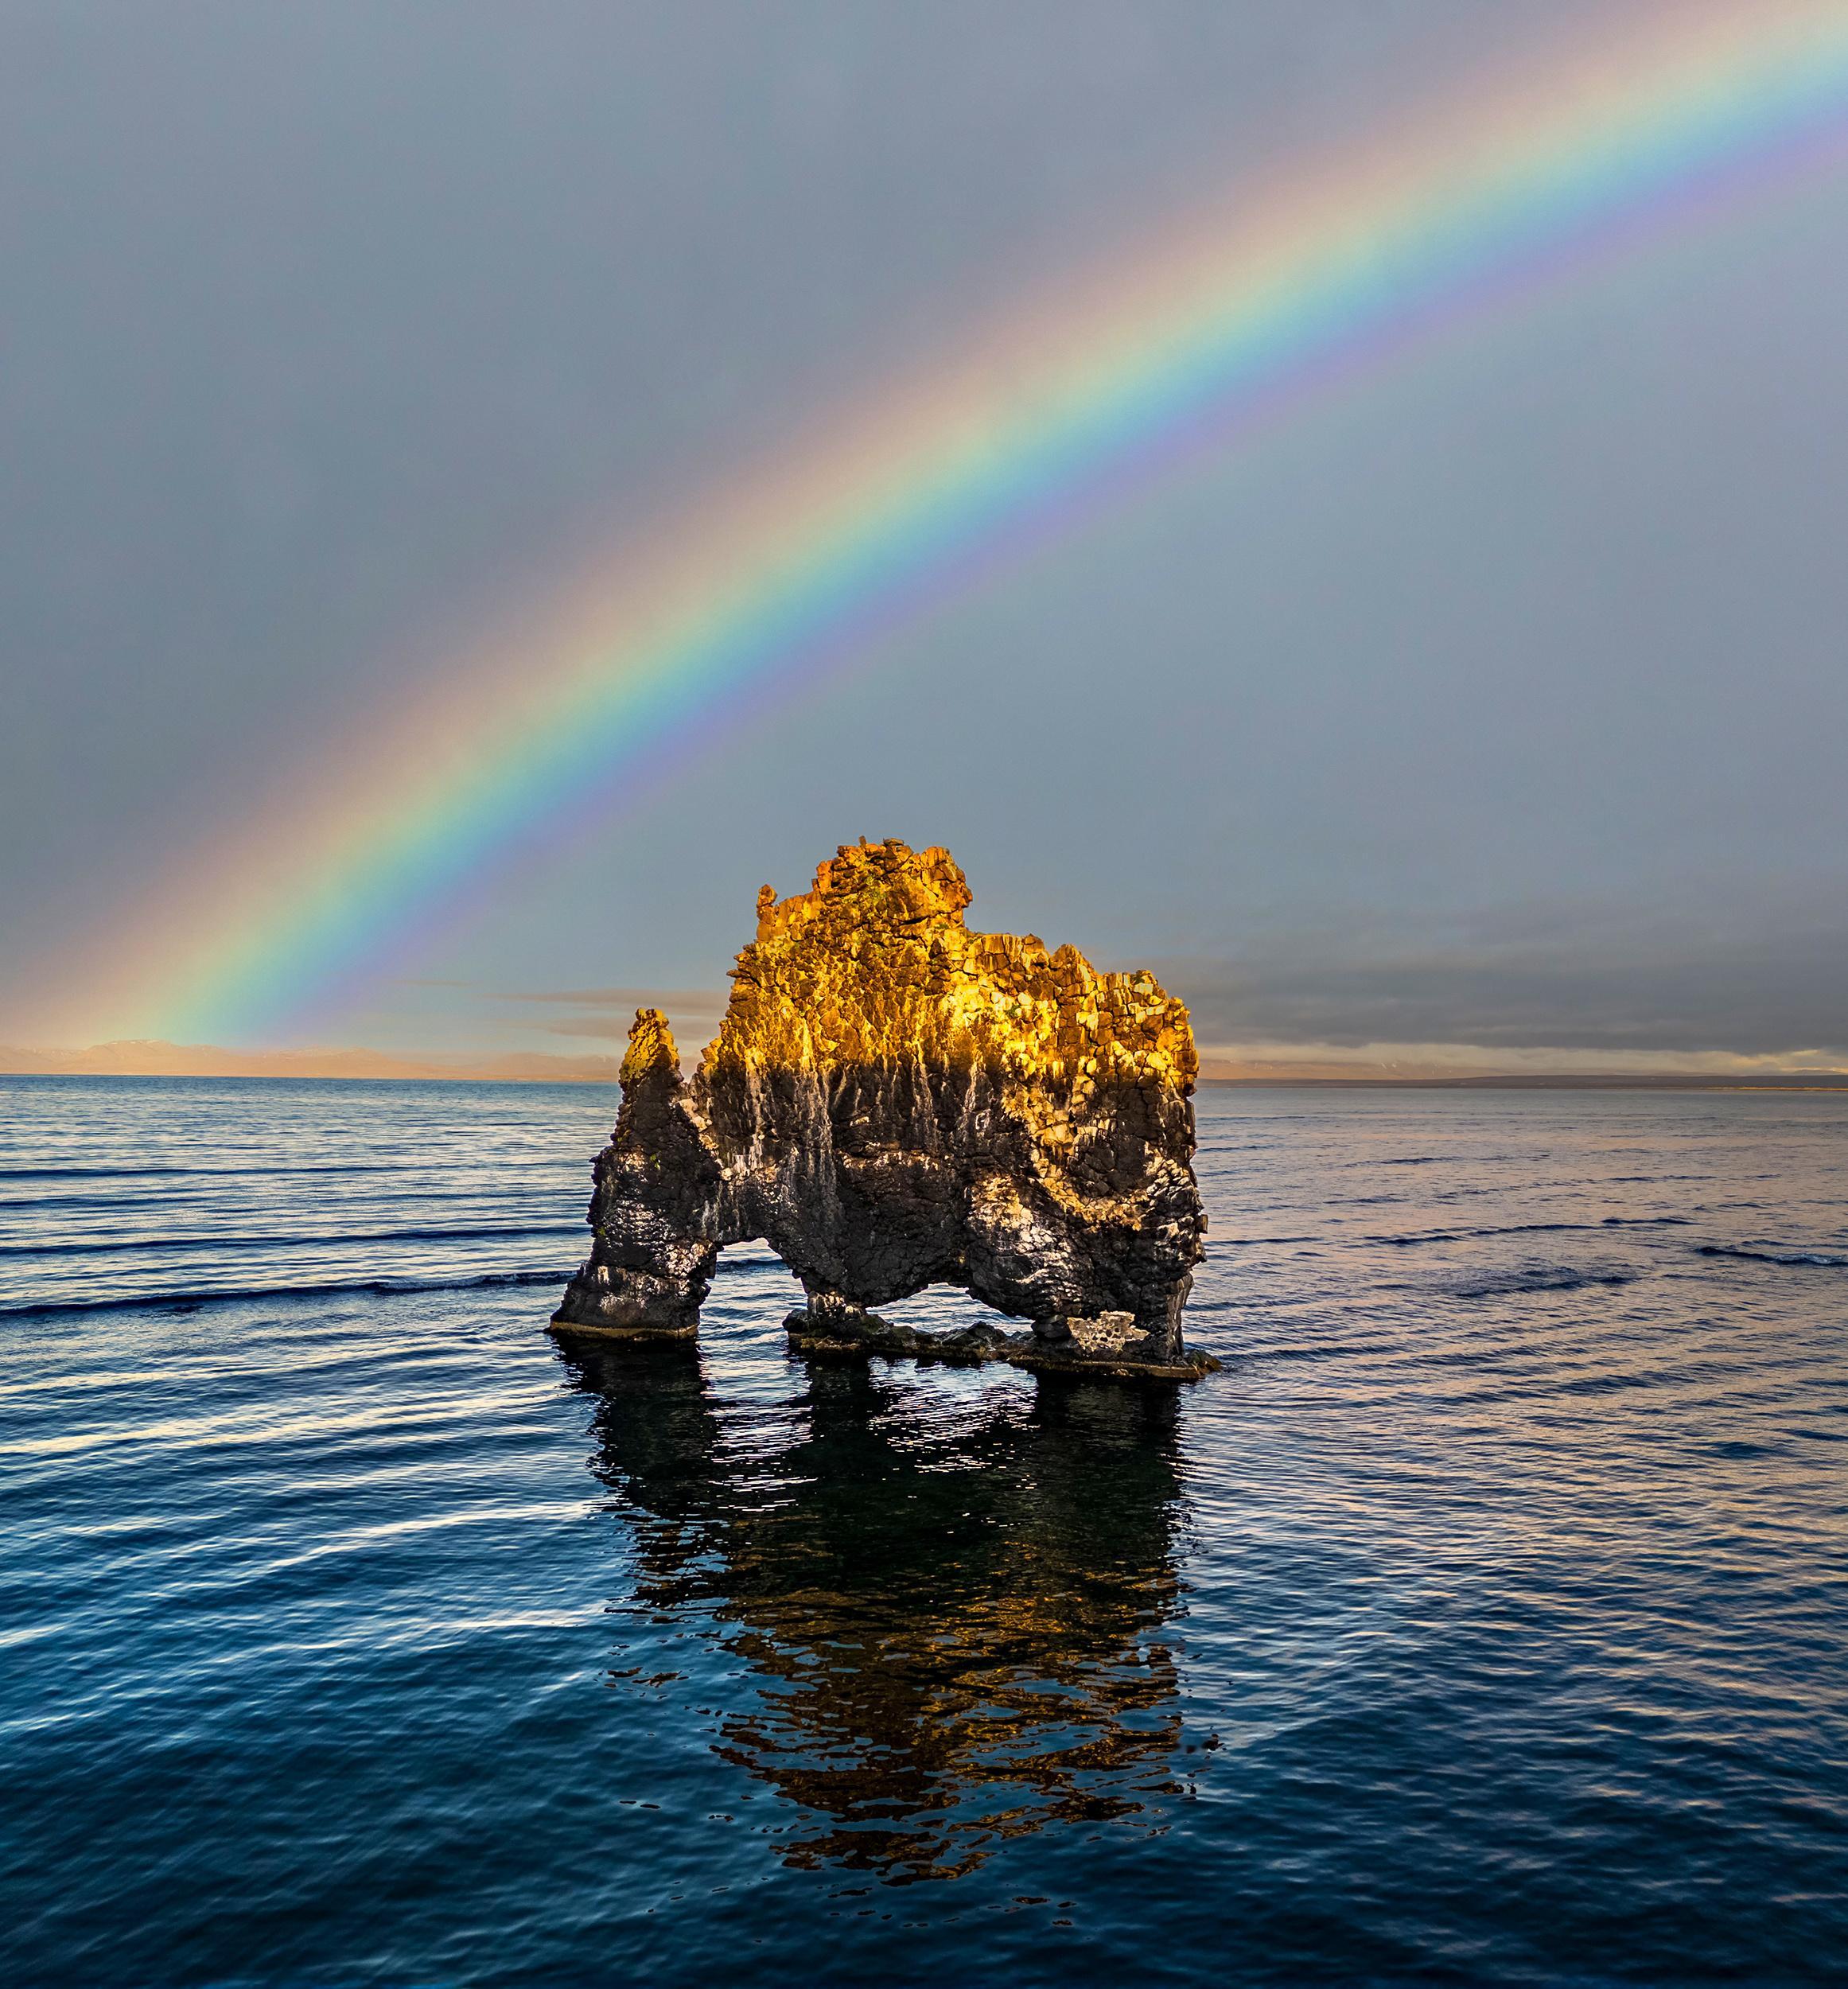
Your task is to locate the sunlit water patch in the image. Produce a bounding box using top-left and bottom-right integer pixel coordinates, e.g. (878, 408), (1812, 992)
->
(1, 1076), (1844, 1983)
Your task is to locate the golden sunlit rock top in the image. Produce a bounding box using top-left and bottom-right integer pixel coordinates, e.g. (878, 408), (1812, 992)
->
(617, 1004), (681, 1090)
(709, 837), (1198, 1099)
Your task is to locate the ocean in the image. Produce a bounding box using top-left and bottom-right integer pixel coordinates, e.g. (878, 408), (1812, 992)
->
(2, 1075), (1843, 1984)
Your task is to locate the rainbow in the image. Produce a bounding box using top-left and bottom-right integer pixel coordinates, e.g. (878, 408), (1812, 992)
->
(108, 2), (1848, 1042)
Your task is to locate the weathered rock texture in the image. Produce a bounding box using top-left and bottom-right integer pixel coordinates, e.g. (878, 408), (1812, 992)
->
(554, 839), (1211, 1378)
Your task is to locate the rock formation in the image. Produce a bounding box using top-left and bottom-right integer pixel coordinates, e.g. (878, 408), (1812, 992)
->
(553, 839), (1212, 1379)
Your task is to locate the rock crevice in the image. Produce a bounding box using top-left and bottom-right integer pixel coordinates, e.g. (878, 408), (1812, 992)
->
(554, 839), (1212, 1378)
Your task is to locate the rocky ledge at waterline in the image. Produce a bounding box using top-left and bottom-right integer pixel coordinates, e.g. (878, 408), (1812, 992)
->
(553, 839), (1213, 1380)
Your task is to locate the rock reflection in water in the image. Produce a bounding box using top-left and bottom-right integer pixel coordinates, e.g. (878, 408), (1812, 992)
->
(566, 1346), (1189, 1882)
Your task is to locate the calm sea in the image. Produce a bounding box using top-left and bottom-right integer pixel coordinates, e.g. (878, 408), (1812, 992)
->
(2, 1076), (1843, 1985)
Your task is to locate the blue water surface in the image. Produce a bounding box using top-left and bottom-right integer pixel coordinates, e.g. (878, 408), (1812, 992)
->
(1, 1076), (1844, 1985)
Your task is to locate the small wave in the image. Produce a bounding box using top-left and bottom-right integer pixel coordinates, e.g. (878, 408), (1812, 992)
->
(1603, 1173), (1714, 1185)
(0, 1268), (573, 1320)
(0, 1222), (586, 1259)
(0, 1162), (406, 1181)
(0, 1191), (200, 1213)
(1374, 1222), (1571, 1246)
(1371, 1216), (1687, 1248)
(1696, 1244), (1848, 1268)
(1452, 1266), (1640, 1298)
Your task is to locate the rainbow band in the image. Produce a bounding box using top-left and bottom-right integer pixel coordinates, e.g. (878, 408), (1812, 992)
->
(126, 2), (1848, 1042)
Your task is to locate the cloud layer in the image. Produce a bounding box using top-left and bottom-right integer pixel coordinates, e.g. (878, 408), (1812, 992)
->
(1163, 923), (1848, 1061)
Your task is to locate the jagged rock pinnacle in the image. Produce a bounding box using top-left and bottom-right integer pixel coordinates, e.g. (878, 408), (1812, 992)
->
(553, 839), (1212, 1379)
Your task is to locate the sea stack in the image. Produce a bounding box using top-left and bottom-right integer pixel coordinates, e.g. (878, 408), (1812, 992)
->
(553, 839), (1212, 1379)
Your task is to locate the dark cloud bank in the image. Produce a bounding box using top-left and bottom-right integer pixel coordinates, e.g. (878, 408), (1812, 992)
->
(1165, 924), (1848, 1058)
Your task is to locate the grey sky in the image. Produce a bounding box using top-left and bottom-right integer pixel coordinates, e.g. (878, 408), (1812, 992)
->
(3, 2), (1844, 1065)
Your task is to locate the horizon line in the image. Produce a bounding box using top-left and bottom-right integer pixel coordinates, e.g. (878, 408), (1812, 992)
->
(4, 1039), (1844, 1090)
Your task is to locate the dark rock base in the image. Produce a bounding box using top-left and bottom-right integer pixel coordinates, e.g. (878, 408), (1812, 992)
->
(546, 1309), (697, 1346)
(778, 1306), (1218, 1382)
(550, 1302), (1216, 1380)
(551, 1301), (1216, 1381)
